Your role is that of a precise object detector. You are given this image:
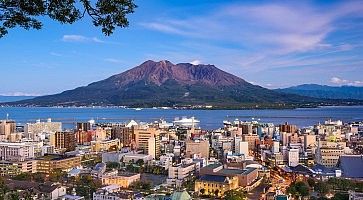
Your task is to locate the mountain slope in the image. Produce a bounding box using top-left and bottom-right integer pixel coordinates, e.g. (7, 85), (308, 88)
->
(7, 60), (319, 108)
(276, 84), (363, 100)
(0, 96), (36, 103)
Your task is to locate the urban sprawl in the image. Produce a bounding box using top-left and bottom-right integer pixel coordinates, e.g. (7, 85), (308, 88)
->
(0, 116), (363, 200)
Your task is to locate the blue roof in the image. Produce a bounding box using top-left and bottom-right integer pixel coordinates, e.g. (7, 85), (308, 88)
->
(94, 163), (106, 170)
(275, 195), (288, 200)
(312, 164), (337, 174)
(340, 155), (363, 178)
(199, 175), (228, 183)
(290, 164), (314, 175)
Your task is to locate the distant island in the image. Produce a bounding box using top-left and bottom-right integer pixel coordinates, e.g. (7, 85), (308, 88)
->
(276, 84), (363, 100)
(2, 60), (363, 109)
(0, 95), (36, 103)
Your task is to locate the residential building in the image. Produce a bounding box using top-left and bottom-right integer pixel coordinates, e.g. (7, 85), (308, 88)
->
(319, 147), (345, 167)
(279, 122), (297, 133)
(111, 125), (134, 147)
(52, 131), (76, 152)
(101, 172), (140, 188)
(167, 162), (200, 187)
(185, 140), (209, 158)
(25, 119), (61, 140)
(134, 127), (161, 158)
(91, 139), (121, 152)
(288, 149), (299, 167)
(242, 134), (259, 151)
(122, 153), (153, 163)
(0, 120), (16, 141)
(0, 142), (35, 161)
(76, 122), (91, 132)
(102, 151), (124, 163)
(0, 160), (37, 176)
(5, 179), (66, 200)
(36, 154), (81, 174)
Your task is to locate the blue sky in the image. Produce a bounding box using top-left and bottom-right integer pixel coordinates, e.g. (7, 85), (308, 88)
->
(0, 0), (362, 95)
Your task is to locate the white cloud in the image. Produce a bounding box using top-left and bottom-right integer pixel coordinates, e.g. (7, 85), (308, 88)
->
(0, 92), (41, 96)
(141, 2), (363, 54)
(330, 77), (349, 84)
(330, 77), (363, 86)
(190, 60), (201, 65)
(104, 58), (124, 64)
(62, 35), (104, 43)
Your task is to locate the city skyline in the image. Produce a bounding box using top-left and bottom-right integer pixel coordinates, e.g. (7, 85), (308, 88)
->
(0, 0), (363, 96)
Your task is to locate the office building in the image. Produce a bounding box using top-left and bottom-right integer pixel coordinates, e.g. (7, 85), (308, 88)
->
(186, 140), (209, 158)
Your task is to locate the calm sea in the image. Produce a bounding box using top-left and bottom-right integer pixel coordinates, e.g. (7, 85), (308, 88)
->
(0, 106), (362, 129)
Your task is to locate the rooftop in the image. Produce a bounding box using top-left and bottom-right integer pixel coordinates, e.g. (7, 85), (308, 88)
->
(340, 155), (363, 178)
(36, 154), (78, 161)
(204, 163), (222, 169)
(198, 175), (229, 183)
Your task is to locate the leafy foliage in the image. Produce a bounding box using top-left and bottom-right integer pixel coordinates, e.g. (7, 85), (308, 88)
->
(314, 181), (331, 196)
(224, 190), (246, 200)
(287, 181), (310, 197)
(106, 161), (120, 169)
(130, 180), (151, 190)
(72, 175), (102, 199)
(0, 0), (137, 37)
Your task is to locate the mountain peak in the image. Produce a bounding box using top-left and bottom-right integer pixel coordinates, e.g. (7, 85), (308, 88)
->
(111, 60), (245, 87)
(8, 59), (316, 107)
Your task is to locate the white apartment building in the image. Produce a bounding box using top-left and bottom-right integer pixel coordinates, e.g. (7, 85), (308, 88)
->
(0, 142), (35, 161)
(159, 153), (173, 170)
(288, 148), (299, 167)
(167, 161), (200, 187)
(25, 119), (62, 141)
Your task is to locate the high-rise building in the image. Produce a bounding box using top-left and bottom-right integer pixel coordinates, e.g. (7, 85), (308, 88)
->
(279, 122), (297, 133)
(111, 125), (134, 147)
(0, 120), (16, 141)
(134, 127), (160, 158)
(235, 138), (248, 156)
(52, 131), (76, 152)
(239, 124), (253, 135)
(76, 122), (91, 132)
(75, 130), (93, 145)
(272, 141), (280, 153)
(242, 134), (259, 151)
(288, 148), (299, 167)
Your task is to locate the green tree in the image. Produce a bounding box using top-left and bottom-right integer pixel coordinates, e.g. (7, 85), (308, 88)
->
(287, 181), (310, 197)
(136, 159), (144, 166)
(49, 169), (66, 182)
(13, 172), (31, 181)
(32, 172), (46, 182)
(106, 162), (120, 169)
(74, 175), (102, 199)
(224, 190), (246, 200)
(307, 178), (316, 188)
(332, 193), (349, 200)
(0, 177), (8, 200)
(0, 0), (137, 37)
(315, 181), (330, 196)
(130, 180), (151, 190)
(7, 192), (19, 200)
